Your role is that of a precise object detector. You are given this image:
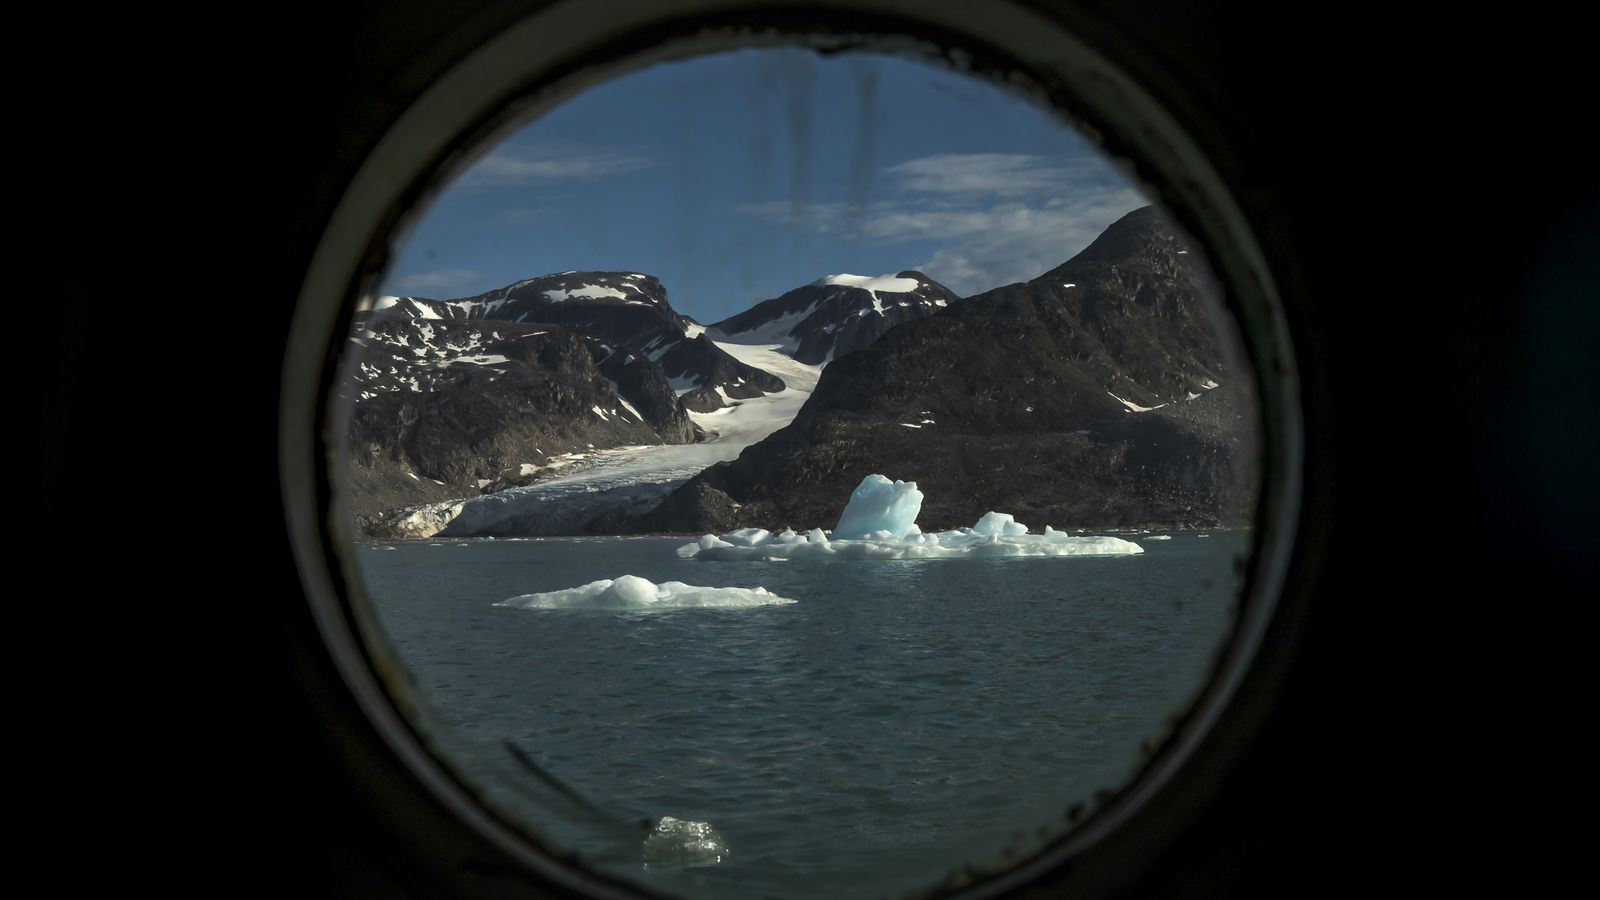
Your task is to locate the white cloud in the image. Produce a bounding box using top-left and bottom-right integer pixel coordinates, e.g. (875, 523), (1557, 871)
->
(385, 268), (486, 297)
(458, 145), (655, 186)
(740, 152), (1150, 294)
(882, 153), (1104, 196)
(907, 189), (1150, 294)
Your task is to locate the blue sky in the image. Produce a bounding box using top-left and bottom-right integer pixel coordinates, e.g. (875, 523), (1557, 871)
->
(380, 48), (1149, 323)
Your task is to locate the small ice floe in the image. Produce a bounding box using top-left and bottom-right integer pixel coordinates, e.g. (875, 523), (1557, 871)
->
(643, 816), (729, 867)
(495, 575), (795, 610)
(678, 474), (1144, 560)
(1146, 535), (1173, 541)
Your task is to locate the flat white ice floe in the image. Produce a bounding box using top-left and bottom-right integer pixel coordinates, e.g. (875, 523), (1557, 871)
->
(495, 574), (796, 610)
(678, 474), (1143, 560)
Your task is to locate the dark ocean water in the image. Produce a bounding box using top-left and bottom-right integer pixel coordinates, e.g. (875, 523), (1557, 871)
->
(357, 532), (1247, 899)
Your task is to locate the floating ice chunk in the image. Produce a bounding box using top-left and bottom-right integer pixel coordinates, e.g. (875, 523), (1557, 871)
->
(496, 575), (796, 610)
(1147, 535), (1173, 540)
(679, 534), (737, 558)
(723, 527), (772, 547)
(643, 816), (729, 867)
(679, 530), (1142, 560)
(974, 511), (1029, 536)
(602, 574), (655, 605)
(833, 474), (923, 540)
(677, 475), (1143, 559)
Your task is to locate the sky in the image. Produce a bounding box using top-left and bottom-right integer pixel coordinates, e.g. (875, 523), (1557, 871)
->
(380, 48), (1151, 324)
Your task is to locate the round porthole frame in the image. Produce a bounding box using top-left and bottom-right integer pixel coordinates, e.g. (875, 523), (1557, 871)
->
(279, 1), (1306, 897)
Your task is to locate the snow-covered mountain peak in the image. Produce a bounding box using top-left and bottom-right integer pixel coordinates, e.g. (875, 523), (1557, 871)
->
(711, 270), (960, 365)
(813, 273), (921, 297)
(381, 271), (784, 415)
(467, 271), (669, 315)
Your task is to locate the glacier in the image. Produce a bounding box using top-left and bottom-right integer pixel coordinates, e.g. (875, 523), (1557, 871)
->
(677, 474), (1144, 560)
(385, 336), (824, 538)
(494, 574), (796, 610)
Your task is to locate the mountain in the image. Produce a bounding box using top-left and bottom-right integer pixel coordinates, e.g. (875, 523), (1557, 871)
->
(639, 207), (1257, 534)
(396, 272), (783, 412)
(343, 304), (701, 535)
(708, 271), (961, 364)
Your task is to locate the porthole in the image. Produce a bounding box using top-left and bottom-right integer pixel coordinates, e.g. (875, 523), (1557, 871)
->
(281, 3), (1302, 899)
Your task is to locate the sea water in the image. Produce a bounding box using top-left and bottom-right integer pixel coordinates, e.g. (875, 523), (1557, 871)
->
(357, 532), (1246, 899)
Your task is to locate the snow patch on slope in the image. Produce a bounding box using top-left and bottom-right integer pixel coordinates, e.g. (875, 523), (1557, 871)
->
(706, 302), (820, 354)
(1108, 391), (1167, 413)
(817, 273), (919, 298)
(544, 285), (628, 302)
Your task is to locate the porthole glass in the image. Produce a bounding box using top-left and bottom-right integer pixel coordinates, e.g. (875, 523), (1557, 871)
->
(326, 41), (1267, 900)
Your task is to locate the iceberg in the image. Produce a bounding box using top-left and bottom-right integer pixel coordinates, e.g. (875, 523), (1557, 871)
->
(832, 474), (923, 540)
(973, 511), (1030, 537)
(677, 474), (1144, 560)
(495, 574), (796, 610)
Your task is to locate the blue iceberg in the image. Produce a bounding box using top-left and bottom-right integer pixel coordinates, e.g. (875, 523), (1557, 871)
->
(832, 474), (924, 540)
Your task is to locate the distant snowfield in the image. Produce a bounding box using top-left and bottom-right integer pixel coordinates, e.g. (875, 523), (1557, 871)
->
(394, 338), (823, 537)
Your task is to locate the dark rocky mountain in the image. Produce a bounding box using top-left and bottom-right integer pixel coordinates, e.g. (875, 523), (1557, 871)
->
(640, 206), (1257, 534)
(401, 272), (783, 411)
(648, 332), (784, 412)
(708, 271), (961, 364)
(343, 308), (698, 535)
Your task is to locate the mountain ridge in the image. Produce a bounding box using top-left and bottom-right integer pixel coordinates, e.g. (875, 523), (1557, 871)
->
(391, 271), (785, 411)
(708, 270), (961, 364)
(638, 206), (1256, 534)
(349, 208), (1254, 537)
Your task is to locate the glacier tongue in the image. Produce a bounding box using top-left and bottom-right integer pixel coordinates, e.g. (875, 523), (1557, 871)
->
(679, 473), (1144, 560)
